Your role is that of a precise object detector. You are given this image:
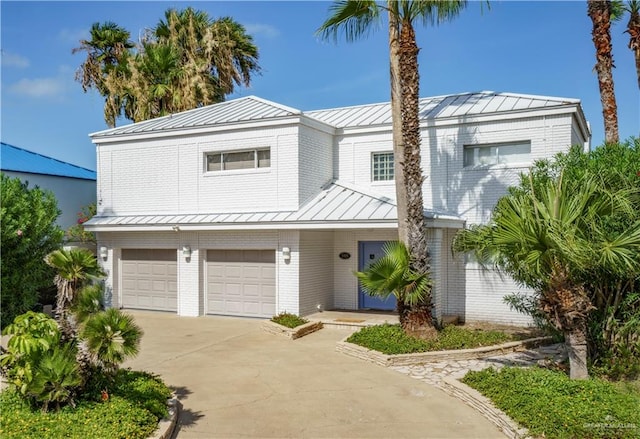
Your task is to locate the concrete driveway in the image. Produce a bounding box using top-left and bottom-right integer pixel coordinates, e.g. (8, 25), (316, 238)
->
(124, 311), (505, 439)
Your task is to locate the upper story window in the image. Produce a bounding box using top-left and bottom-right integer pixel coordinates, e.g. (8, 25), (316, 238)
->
(463, 141), (531, 167)
(206, 148), (270, 172)
(372, 152), (394, 181)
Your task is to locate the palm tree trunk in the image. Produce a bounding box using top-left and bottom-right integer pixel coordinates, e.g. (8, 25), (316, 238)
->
(398, 21), (429, 276)
(627, 6), (640, 89)
(398, 20), (435, 338)
(566, 324), (589, 379)
(389, 9), (409, 245)
(588, 0), (619, 143)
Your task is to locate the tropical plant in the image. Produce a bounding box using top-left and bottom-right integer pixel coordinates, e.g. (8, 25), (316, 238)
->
(0, 174), (63, 328)
(0, 312), (61, 390)
(82, 308), (143, 374)
(45, 248), (104, 341)
(588, 0), (620, 143)
(27, 344), (82, 412)
(70, 284), (105, 327)
(66, 203), (97, 244)
(73, 22), (135, 127)
(74, 7), (261, 127)
(355, 241), (435, 337)
(612, 0), (640, 89)
(453, 165), (640, 379)
(318, 0), (475, 332)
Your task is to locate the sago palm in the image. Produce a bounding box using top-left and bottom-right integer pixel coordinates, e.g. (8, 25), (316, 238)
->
(45, 248), (104, 341)
(454, 172), (640, 379)
(27, 344), (81, 412)
(82, 308), (143, 374)
(356, 241), (435, 338)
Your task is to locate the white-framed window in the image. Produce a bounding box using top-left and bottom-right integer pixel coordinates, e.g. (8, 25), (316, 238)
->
(206, 148), (270, 172)
(372, 152), (394, 181)
(463, 141), (531, 167)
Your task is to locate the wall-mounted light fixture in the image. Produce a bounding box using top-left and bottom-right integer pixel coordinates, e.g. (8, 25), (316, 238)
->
(182, 245), (192, 259)
(99, 245), (108, 261)
(282, 246), (291, 261)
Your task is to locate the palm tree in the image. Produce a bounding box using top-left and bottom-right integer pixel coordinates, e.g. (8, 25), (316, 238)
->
(82, 308), (143, 374)
(45, 248), (104, 341)
(356, 241), (435, 338)
(588, 0), (620, 143)
(73, 22), (134, 127)
(453, 172), (640, 379)
(627, 1), (640, 89)
(318, 1), (471, 331)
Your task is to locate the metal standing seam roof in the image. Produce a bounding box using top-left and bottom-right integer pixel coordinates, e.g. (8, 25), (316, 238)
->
(89, 91), (583, 139)
(84, 181), (463, 229)
(1, 142), (96, 180)
(305, 91), (582, 129)
(90, 95), (301, 138)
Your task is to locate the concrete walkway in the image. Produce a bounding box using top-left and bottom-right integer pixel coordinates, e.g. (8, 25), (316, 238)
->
(124, 311), (506, 439)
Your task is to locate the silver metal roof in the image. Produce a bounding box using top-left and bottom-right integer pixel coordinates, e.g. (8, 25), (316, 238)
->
(90, 96), (301, 138)
(306, 91), (581, 128)
(90, 91), (582, 139)
(85, 181), (462, 230)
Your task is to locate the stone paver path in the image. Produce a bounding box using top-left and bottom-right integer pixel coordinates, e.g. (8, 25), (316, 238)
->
(391, 343), (567, 386)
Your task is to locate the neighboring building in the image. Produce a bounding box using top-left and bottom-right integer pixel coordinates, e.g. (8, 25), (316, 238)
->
(1, 142), (97, 230)
(85, 91), (590, 325)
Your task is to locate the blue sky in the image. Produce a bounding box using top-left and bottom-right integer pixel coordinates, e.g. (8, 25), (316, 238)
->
(1, 1), (638, 171)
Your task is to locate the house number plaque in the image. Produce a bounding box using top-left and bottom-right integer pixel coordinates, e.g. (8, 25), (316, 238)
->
(339, 252), (351, 260)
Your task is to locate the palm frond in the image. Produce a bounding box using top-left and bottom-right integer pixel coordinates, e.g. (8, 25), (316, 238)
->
(317, 0), (381, 42)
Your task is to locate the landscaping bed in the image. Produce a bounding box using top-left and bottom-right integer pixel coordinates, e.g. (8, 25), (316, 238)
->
(0, 369), (172, 439)
(262, 312), (323, 340)
(462, 367), (640, 439)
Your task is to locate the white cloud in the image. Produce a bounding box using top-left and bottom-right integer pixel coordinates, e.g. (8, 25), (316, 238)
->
(244, 23), (280, 39)
(58, 28), (89, 44)
(9, 77), (66, 98)
(1, 51), (30, 68)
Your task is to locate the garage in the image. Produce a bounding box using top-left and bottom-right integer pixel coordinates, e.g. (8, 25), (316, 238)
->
(207, 249), (276, 318)
(121, 249), (177, 311)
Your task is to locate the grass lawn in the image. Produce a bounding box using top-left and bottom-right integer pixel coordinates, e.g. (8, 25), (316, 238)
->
(347, 323), (514, 354)
(0, 369), (171, 439)
(462, 367), (640, 439)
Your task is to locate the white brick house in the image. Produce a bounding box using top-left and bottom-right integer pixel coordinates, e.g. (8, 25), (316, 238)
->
(85, 91), (590, 325)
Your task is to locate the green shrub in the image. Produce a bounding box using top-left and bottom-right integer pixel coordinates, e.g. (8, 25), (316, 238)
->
(0, 369), (171, 439)
(1, 174), (63, 328)
(271, 312), (308, 329)
(462, 367), (640, 439)
(347, 324), (513, 355)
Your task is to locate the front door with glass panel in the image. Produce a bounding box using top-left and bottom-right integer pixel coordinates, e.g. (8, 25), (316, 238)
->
(358, 241), (397, 310)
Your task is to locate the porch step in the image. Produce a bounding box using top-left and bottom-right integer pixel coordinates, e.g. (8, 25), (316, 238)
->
(306, 310), (399, 330)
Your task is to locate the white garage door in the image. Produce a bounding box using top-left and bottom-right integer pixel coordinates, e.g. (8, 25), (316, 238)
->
(121, 249), (177, 312)
(207, 249), (276, 318)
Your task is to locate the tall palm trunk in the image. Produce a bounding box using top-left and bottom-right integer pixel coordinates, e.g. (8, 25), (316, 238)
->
(627, 4), (640, 89)
(398, 20), (434, 336)
(389, 9), (409, 245)
(588, 0), (619, 144)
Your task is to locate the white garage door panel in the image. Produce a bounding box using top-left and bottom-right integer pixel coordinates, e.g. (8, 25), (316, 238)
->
(206, 249), (275, 317)
(121, 249), (177, 312)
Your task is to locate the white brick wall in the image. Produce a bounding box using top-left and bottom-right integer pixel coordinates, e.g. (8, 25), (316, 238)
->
(299, 231), (334, 315)
(298, 126), (333, 204)
(276, 230), (300, 315)
(332, 229), (399, 310)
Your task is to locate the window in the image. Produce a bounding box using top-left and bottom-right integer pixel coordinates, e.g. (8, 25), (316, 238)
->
(463, 141), (531, 167)
(206, 148), (270, 172)
(372, 152), (394, 181)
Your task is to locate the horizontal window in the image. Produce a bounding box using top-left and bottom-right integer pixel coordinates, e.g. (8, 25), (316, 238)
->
(206, 148), (270, 172)
(372, 152), (394, 181)
(463, 141), (531, 167)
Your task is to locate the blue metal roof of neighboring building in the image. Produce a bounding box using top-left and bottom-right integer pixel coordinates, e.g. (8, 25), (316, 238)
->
(1, 142), (96, 180)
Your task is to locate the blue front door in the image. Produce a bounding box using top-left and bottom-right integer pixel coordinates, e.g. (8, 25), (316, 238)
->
(358, 241), (397, 311)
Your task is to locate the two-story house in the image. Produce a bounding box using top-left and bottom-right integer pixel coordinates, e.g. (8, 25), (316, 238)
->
(85, 91), (590, 325)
